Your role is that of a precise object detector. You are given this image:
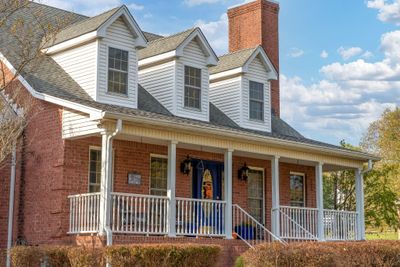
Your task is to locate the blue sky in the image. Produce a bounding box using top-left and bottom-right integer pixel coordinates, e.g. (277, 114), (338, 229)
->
(41, 0), (400, 146)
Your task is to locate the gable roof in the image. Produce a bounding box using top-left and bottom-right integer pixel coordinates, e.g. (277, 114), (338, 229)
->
(43, 5), (147, 53)
(138, 27), (218, 66)
(209, 46), (278, 80)
(143, 32), (164, 42)
(0, 2), (378, 162)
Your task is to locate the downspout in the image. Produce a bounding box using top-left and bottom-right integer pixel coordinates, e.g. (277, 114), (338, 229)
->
(104, 119), (122, 246)
(362, 159), (373, 175)
(6, 144), (17, 267)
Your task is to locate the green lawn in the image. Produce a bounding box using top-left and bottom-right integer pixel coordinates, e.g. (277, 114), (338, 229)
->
(366, 231), (399, 240)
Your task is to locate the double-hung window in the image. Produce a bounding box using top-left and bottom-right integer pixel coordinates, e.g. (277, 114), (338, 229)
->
(247, 169), (264, 223)
(108, 47), (128, 95)
(184, 66), (201, 109)
(88, 149), (102, 193)
(249, 81), (264, 121)
(150, 156), (168, 196)
(290, 173), (306, 207)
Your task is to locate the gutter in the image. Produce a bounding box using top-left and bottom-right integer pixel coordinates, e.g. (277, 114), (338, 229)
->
(101, 111), (380, 162)
(6, 144), (17, 267)
(104, 119), (122, 247)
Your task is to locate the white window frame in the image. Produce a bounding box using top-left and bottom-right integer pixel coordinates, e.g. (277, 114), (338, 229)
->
(107, 46), (129, 96)
(289, 172), (306, 207)
(183, 65), (202, 111)
(149, 154), (168, 196)
(249, 80), (265, 121)
(88, 146), (114, 193)
(247, 166), (265, 225)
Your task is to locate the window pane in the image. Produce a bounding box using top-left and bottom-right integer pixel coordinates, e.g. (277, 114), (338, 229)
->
(150, 157), (168, 196)
(89, 149), (101, 193)
(249, 81), (264, 120)
(108, 47), (128, 94)
(184, 66), (201, 109)
(290, 174), (305, 207)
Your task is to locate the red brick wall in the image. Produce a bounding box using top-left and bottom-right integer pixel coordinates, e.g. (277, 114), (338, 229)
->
(0, 157), (11, 249)
(64, 138), (316, 232)
(228, 0), (280, 117)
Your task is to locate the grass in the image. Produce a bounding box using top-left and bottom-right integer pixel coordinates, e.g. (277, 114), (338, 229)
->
(366, 231), (399, 240)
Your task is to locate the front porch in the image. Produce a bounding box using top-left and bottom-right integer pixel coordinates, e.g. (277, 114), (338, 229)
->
(64, 121), (368, 247)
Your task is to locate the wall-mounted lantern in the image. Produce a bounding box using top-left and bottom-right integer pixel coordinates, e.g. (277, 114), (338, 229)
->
(238, 162), (250, 181)
(180, 155), (192, 175)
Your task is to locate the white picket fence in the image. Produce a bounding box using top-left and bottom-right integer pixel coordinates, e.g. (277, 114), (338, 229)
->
(176, 197), (226, 237)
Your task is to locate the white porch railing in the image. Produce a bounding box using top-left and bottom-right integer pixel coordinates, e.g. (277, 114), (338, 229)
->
(111, 193), (169, 235)
(176, 197), (226, 237)
(68, 193), (101, 234)
(277, 206), (319, 241)
(324, 209), (358, 241)
(233, 204), (284, 247)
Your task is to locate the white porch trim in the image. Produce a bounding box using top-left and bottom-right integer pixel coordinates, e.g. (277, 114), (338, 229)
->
(224, 149), (234, 239)
(316, 162), (325, 241)
(167, 141), (178, 237)
(356, 168), (365, 240)
(271, 155), (280, 238)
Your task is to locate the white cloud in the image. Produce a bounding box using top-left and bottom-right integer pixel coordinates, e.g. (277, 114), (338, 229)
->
(362, 51), (374, 59)
(195, 14), (228, 55)
(320, 50), (329, 58)
(183, 0), (223, 7)
(127, 3), (144, 11)
(367, 0), (400, 25)
(288, 48), (304, 58)
(337, 46), (363, 60)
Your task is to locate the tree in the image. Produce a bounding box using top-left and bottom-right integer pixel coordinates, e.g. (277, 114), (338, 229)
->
(0, 0), (69, 164)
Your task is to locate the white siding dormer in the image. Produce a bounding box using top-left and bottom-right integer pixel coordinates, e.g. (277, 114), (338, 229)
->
(138, 29), (218, 122)
(175, 38), (210, 121)
(210, 47), (277, 133)
(241, 56), (272, 132)
(97, 17), (138, 108)
(50, 6), (147, 109)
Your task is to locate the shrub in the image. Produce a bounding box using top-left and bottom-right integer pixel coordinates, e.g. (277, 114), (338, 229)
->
(11, 246), (44, 267)
(43, 246), (71, 267)
(104, 244), (221, 267)
(240, 241), (400, 267)
(67, 247), (104, 267)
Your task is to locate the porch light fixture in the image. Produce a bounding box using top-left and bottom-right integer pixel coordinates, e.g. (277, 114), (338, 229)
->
(238, 163), (250, 181)
(180, 155), (192, 175)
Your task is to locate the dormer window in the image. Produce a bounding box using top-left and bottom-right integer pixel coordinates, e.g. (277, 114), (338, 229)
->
(184, 65), (201, 110)
(108, 47), (129, 95)
(249, 80), (264, 121)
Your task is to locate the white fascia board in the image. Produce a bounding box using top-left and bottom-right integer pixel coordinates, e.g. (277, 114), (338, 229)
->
(42, 31), (98, 55)
(138, 50), (177, 68)
(101, 110), (380, 162)
(0, 52), (102, 117)
(209, 67), (243, 82)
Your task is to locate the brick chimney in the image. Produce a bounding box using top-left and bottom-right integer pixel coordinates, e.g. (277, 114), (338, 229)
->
(228, 0), (280, 117)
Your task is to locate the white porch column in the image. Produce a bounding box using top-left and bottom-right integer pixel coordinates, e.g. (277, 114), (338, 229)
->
(224, 149), (233, 239)
(355, 168), (365, 240)
(315, 162), (325, 241)
(99, 131), (113, 240)
(271, 156), (280, 238)
(167, 141), (178, 237)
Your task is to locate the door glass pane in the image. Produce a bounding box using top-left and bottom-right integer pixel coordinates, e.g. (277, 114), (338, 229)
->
(247, 169), (264, 223)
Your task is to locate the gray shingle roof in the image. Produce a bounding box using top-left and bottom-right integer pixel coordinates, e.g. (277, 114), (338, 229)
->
(143, 32), (164, 42)
(138, 28), (196, 60)
(0, 2), (372, 158)
(209, 47), (258, 74)
(43, 6), (121, 47)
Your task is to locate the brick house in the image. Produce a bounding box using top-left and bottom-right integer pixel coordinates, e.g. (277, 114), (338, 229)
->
(0, 0), (378, 265)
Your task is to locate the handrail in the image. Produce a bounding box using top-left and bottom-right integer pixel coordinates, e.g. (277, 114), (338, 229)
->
(176, 197), (226, 204)
(233, 204), (286, 248)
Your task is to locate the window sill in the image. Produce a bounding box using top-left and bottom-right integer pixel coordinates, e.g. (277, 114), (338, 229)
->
(106, 91), (129, 98)
(183, 106), (202, 112)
